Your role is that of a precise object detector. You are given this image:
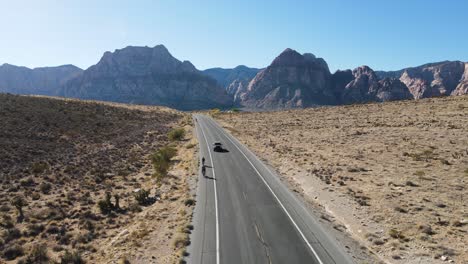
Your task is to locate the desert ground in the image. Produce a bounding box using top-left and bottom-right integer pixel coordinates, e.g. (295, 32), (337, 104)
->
(0, 94), (197, 263)
(216, 96), (468, 264)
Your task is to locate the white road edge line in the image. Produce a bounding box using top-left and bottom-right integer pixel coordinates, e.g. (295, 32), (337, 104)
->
(198, 117), (220, 264)
(211, 118), (324, 264)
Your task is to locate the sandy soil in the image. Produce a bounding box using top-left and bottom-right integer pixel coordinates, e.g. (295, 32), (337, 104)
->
(216, 96), (468, 264)
(0, 94), (196, 263)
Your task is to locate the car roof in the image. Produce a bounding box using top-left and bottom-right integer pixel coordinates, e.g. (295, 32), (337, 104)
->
(213, 142), (222, 145)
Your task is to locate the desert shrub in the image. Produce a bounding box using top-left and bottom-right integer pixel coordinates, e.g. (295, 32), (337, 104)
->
(172, 233), (190, 249)
(23, 243), (49, 263)
(26, 223), (45, 237)
(20, 177), (35, 187)
(31, 192), (41, 200)
(58, 233), (72, 245)
(97, 192), (121, 214)
(128, 202), (142, 213)
(394, 206), (408, 213)
(11, 195), (27, 221)
(210, 108), (221, 117)
(185, 143), (196, 149)
(3, 243), (24, 260)
(0, 214), (14, 228)
(168, 128), (185, 141)
(60, 250), (84, 264)
(419, 224), (435, 235)
(97, 200), (112, 215)
(46, 224), (60, 234)
(2, 228), (21, 242)
(151, 146), (177, 179)
(389, 229), (405, 239)
(184, 199), (195, 206)
(28, 224), (45, 236)
(120, 256), (131, 264)
(31, 162), (49, 174)
(134, 189), (151, 206)
(0, 204), (11, 212)
(39, 182), (52, 194)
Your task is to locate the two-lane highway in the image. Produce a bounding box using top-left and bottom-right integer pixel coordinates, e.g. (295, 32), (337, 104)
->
(187, 114), (354, 264)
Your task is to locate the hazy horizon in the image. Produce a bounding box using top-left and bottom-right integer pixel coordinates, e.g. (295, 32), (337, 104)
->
(1, 0), (467, 72)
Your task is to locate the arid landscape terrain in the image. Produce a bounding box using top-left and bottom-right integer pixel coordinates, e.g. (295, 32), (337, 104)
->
(216, 96), (468, 263)
(0, 94), (197, 263)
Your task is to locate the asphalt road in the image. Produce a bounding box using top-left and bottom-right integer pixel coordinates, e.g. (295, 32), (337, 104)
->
(187, 114), (354, 264)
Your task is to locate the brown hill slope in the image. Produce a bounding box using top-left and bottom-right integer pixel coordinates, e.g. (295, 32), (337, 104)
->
(0, 94), (197, 263)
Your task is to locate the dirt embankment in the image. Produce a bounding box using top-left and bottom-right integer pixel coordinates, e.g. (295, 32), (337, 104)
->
(216, 96), (468, 264)
(0, 94), (197, 263)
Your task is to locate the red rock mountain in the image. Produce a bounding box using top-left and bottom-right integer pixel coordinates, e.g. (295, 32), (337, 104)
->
(239, 49), (336, 109)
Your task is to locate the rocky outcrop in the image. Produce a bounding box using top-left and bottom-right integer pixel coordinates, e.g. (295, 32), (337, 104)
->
(60, 45), (232, 110)
(330, 70), (354, 103)
(341, 66), (380, 104)
(376, 78), (413, 102)
(452, 63), (468, 95)
(379, 61), (465, 99)
(341, 66), (413, 104)
(0, 64), (82, 95)
(341, 66), (413, 103)
(240, 48), (336, 109)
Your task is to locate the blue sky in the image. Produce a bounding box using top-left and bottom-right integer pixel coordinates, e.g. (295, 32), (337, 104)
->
(1, 0), (467, 72)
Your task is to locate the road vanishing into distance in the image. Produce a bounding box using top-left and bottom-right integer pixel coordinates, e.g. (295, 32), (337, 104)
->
(187, 115), (354, 264)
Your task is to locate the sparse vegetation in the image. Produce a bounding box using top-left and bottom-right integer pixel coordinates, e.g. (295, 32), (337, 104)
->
(168, 128), (186, 141)
(0, 94), (192, 263)
(133, 189), (152, 206)
(11, 195), (27, 222)
(151, 146), (177, 180)
(60, 250), (84, 264)
(22, 243), (49, 263)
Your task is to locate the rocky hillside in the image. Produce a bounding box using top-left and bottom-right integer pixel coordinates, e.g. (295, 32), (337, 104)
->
(0, 64), (82, 95)
(340, 66), (413, 104)
(60, 45), (232, 110)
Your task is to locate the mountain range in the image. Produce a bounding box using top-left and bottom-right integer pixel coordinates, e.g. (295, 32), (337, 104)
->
(0, 45), (467, 110)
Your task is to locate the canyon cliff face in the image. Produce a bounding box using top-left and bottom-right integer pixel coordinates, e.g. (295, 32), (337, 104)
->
(341, 66), (413, 104)
(452, 63), (468, 95)
(237, 49), (420, 109)
(399, 61), (465, 99)
(60, 45), (232, 110)
(240, 48), (336, 109)
(0, 64), (82, 95)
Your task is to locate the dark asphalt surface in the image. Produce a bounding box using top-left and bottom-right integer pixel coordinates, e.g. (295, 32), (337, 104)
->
(187, 114), (354, 264)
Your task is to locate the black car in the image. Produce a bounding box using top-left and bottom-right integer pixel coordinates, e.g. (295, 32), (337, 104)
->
(213, 142), (223, 152)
